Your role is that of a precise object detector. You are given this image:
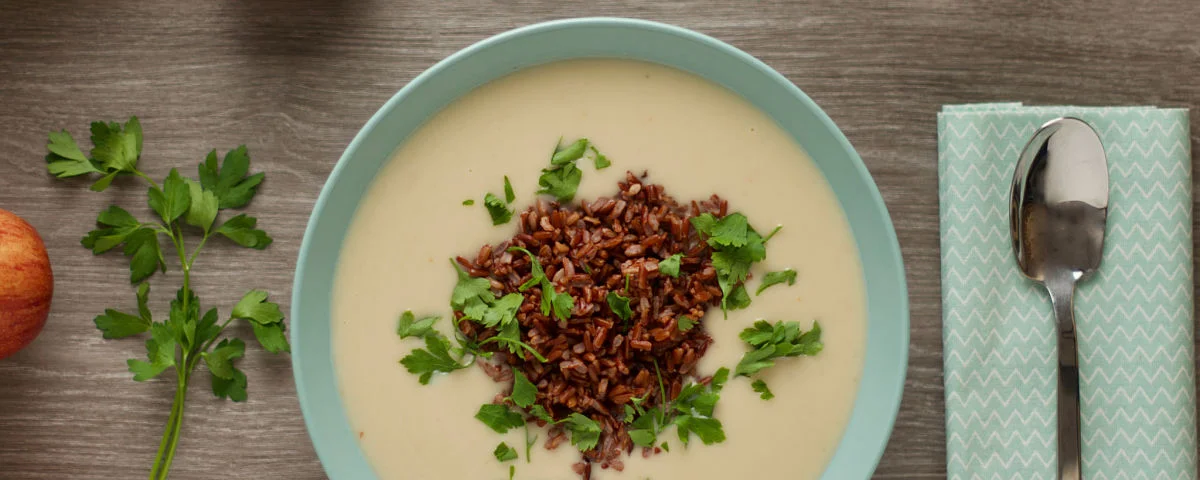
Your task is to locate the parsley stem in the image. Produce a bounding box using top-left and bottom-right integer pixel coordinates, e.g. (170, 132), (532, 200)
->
(186, 233), (210, 269)
(156, 362), (194, 480)
(134, 169), (162, 191)
(149, 364), (188, 480)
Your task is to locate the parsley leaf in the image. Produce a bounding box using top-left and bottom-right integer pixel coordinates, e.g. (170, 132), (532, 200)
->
(674, 414), (725, 446)
(232, 290), (284, 324)
(751, 379), (775, 400)
(508, 247), (546, 291)
(606, 291), (633, 321)
(677, 316), (695, 332)
(484, 192), (513, 225)
(551, 138), (589, 166)
(493, 442), (518, 462)
(537, 163), (583, 202)
(734, 320), (823, 377)
(542, 280), (574, 321)
(148, 169), (192, 225)
(463, 199), (475, 206)
(564, 413), (602, 451)
(510, 370), (537, 408)
(476, 403), (526, 434)
(123, 227), (165, 283)
(127, 324), (176, 381)
(504, 176), (516, 203)
(725, 284), (751, 310)
(690, 212), (770, 314)
(756, 269), (797, 295)
(45, 130), (100, 177)
(212, 368), (248, 402)
(400, 334), (468, 384)
(590, 146), (611, 170)
(529, 405), (556, 424)
(201, 338), (245, 380)
(451, 261), (496, 311)
(198, 146), (264, 209)
(396, 311), (439, 339)
(216, 214), (273, 249)
(184, 180), (219, 233)
(95, 309), (151, 339)
(658, 253), (684, 278)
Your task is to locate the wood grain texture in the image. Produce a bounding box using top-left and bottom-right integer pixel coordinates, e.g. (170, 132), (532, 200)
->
(1, 0), (1197, 478)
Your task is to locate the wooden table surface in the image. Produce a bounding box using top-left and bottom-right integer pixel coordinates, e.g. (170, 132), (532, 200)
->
(2, 1), (1198, 478)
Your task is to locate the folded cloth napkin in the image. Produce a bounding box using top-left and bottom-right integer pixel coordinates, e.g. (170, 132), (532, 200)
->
(939, 104), (1198, 479)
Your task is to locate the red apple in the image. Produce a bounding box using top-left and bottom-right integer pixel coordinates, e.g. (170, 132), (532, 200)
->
(0, 208), (53, 360)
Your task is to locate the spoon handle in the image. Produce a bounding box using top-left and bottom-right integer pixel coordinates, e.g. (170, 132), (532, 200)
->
(1047, 278), (1082, 480)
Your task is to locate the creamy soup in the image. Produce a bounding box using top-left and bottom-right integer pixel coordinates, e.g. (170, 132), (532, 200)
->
(333, 59), (867, 480)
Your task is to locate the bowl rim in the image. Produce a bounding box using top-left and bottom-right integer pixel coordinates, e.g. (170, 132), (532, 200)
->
(292, 16), (909, 480)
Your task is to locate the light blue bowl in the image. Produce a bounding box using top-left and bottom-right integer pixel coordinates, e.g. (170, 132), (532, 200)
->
(292, 17), (909, 480)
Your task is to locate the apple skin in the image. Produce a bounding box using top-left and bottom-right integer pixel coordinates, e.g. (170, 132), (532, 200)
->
(0, 208), (53, 360)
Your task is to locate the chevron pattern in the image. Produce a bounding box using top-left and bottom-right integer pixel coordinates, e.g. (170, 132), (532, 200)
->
(938, 104), (1198, 479)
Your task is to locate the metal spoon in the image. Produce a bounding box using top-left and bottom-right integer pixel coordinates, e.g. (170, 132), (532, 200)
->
(1010, 117), (1108, 480)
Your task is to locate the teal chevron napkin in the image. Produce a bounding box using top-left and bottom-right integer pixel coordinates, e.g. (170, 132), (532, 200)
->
(939, 104), (1198, 479)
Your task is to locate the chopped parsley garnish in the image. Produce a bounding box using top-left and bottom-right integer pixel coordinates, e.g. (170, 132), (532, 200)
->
(510, 370), (537, 408)
(658, 253), (683, 278)
(476, 403), (525, 434)
(734, 320), (823, 377)
(751, 379), (774, 400)
(689, 212), (769, 315)
(725, 284), (751, 310)
(564, 413), (602, 451)
(590, 146), (611, 170)
(551, 138), (589, 166)
(494, 442), (518, 462)
(396, 311), (439, 339)
(504, 175), (516, 203)
(400, 332), (469, 385)
(606, 291), (633, 321)
(756, 268), (797, 295)
(627, 365), (729, 448)
(508, 247), (573, 321)
(538, 138), (589, 202)
(677, 315), (695, 332)
(484, 192), (513, 225)
(462, 199), (475, 206)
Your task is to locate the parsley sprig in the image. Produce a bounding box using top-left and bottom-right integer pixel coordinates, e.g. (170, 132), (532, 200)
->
(689, 213), (778, 315)
(734, 320), (823, 378)
(45, 117), (287, 480)
(626, 364), (729, 449)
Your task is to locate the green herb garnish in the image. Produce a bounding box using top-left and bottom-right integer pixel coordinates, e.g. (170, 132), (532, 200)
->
(751, 379), (775, 400)
(627, 364), (728, 448)
(564, 413), (603, 451)
(690, 212), (769, 315)
(590, 146), (611, 170)
(510, 370), (537, 408)
(476, 403), (526, 434)
(734, 320), (823, 377)
(396, 311), (439, 339)
(552, 138), (589, 166)
(756, 269), (797, 295)
(484, 192), (513, 225)
(45, 118), (285, 480)
(538, 138), (590, 202)
(494, 442), (519, 462)
(677, 316), (695, 332)
(463, 199), (475, 206)
(504, 175), (516, 203)
(606, 291), (633, 321)
(658, 253), (684, 278)
(508, 247), (573, 321)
